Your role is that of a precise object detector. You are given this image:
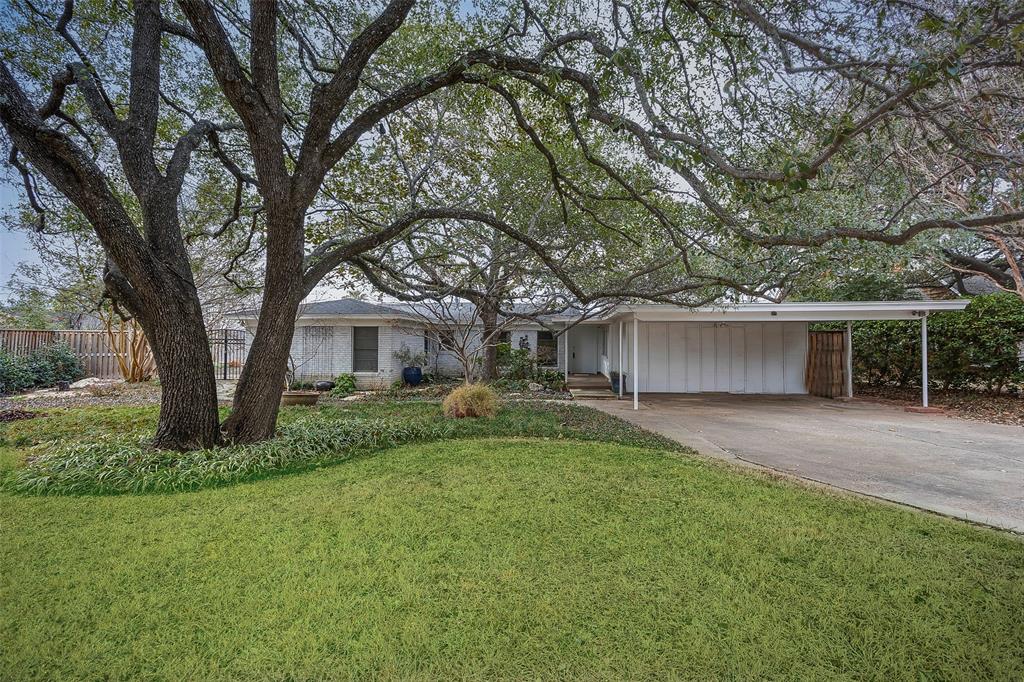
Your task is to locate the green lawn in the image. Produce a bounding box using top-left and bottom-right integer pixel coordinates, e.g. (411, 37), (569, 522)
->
(2, 406), (1023, 679)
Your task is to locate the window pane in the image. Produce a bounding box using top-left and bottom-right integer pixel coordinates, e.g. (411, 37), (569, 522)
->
(353, 327), (378, 372)
(537, 331), (557, 363)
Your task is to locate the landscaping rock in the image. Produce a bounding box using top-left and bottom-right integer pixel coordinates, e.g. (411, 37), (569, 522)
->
(69, 377), (121, 389)
(528, 382), (544, 392)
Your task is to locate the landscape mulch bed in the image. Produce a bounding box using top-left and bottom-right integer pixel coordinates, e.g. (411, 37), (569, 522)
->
(855, 384), (1024, 427)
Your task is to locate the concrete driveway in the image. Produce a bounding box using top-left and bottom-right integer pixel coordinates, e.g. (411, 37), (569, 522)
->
(586, 394), (1024, 533)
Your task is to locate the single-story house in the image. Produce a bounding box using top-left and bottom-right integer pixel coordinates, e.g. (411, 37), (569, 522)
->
(230, 298), (968, 406)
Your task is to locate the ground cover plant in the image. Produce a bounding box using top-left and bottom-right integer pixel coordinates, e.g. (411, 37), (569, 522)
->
(0, 401), (686, 494)
(2, 437), (1022, 680)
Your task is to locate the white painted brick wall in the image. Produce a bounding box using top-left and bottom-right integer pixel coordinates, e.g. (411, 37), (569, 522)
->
(242, 319), (560, 385)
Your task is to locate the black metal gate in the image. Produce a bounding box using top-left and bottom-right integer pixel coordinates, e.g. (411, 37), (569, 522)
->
(210, 328), (247, 380)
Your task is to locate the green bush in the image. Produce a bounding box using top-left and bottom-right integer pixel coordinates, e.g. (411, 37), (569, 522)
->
(330, 373), (357, 396)
(0, 352), (35, 395)
(442, 383), (498, 418)
(0, 343), (83, 395)
(503, 348), (535, 380)
(491, 378), (530, 392)
(533, 368), (566, 392)
(853, 294), (1024, 392)
(6, 415), (453, 495)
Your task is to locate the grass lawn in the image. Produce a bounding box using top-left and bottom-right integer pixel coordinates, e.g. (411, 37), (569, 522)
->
(2, 404), (1023, 679)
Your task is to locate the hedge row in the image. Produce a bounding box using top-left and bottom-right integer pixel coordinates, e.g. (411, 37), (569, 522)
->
(0, 343), (85, 395)
(851, 294), (1024, 393)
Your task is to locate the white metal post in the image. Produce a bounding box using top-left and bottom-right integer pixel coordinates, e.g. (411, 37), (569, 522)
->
(845, 321), (853, 399)
(921, 314), (929, 408)
(617, 320), (623, 398)
(632, 315), (639, 410)
(564, 324), (569, 386)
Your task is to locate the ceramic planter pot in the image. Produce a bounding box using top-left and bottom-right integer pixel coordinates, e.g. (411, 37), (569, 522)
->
(402, 366), (423, 386)
(281, 390), (320, 406)
(314, 380), (335, 392)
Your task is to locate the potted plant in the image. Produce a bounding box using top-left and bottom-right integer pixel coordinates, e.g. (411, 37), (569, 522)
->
(280, 356), (320, 406)
(610, 371), (625, 394)
(395, 346), (428, 386)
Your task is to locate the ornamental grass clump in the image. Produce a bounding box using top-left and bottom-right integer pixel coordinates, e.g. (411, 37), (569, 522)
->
(5, 416), (452, 495)
(442, 383), (498, 419)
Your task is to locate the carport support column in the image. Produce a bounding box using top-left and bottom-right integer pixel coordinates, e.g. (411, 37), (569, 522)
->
(845, 321), (853, 399)
(617, 320), (624, 399)
(921, 313), (929, 408)
(632, 314), (639, 410)
(564, 324), (569, 386)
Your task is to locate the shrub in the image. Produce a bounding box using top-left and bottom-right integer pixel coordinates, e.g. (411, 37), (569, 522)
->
(0, 351), (35, 395)
(503, 348), (535, 380)
(491, 378), (530, 392)
(533, 368), (566, 392)
(442, 383), (498, 418)
(0, 343), (84, 395)
(330, 373), (357, 396)
(852, 294), (1024, 392)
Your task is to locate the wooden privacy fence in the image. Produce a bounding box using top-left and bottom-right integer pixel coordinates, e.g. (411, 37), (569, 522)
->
(0, 329), (125, 378)
(1, 328), (246, 381)
(806, 330), (847, 398)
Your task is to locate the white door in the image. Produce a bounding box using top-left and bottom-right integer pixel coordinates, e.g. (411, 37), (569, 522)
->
(570, 326), (600, 373)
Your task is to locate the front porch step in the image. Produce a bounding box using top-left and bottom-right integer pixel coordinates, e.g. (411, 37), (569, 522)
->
(569, 388), (619, 400)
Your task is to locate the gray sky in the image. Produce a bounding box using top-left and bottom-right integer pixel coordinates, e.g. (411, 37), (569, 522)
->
(0, 183), (37, 301)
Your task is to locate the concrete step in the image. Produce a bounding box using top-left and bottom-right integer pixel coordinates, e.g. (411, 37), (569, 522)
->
(569, 388), (619, 400)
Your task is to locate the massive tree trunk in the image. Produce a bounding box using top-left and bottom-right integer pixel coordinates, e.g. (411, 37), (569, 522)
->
(220, 210), (307, 443)
(141, 299), (221, 450)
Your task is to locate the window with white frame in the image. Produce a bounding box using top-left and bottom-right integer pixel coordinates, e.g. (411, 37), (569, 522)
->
(352, 327), (379, 372)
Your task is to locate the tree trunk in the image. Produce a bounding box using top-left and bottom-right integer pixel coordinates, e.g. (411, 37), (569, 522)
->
(480, 304), (500, 381)
(221, 208), (307, 443)
(220, 292), (301, 442)
(143, 305), (221, 450)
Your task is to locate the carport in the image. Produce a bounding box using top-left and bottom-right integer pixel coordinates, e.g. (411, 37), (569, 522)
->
(561, 300), (969, 410)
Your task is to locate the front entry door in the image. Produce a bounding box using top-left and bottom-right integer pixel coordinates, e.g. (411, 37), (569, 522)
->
(570, 326), (601, 373)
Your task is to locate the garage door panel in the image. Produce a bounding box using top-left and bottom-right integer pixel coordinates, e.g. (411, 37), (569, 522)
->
(668, 323), (687, 392)
(744, 324), (764, 393)
(648, 323), (669, 392)
(730, 326), (745, 393)
(763, 323), (785, 393)
(783, 322), (809, 394)
(684, 324), (701, 392)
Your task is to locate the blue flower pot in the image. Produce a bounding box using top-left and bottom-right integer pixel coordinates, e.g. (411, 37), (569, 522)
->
(402, 366), (423, 386)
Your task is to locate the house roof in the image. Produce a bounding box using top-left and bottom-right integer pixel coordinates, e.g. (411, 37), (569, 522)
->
(297, 299), (407, 317)
(230, 297), (970, 324)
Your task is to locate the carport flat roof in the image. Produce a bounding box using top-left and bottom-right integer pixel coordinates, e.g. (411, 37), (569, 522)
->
(583, 300), (969, 323)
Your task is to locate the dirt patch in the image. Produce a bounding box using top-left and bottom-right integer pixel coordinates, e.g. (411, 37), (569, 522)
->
(0, 409), (43, 422)
(854, 384), (1024, 427)
(0, 382), (163, 410)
